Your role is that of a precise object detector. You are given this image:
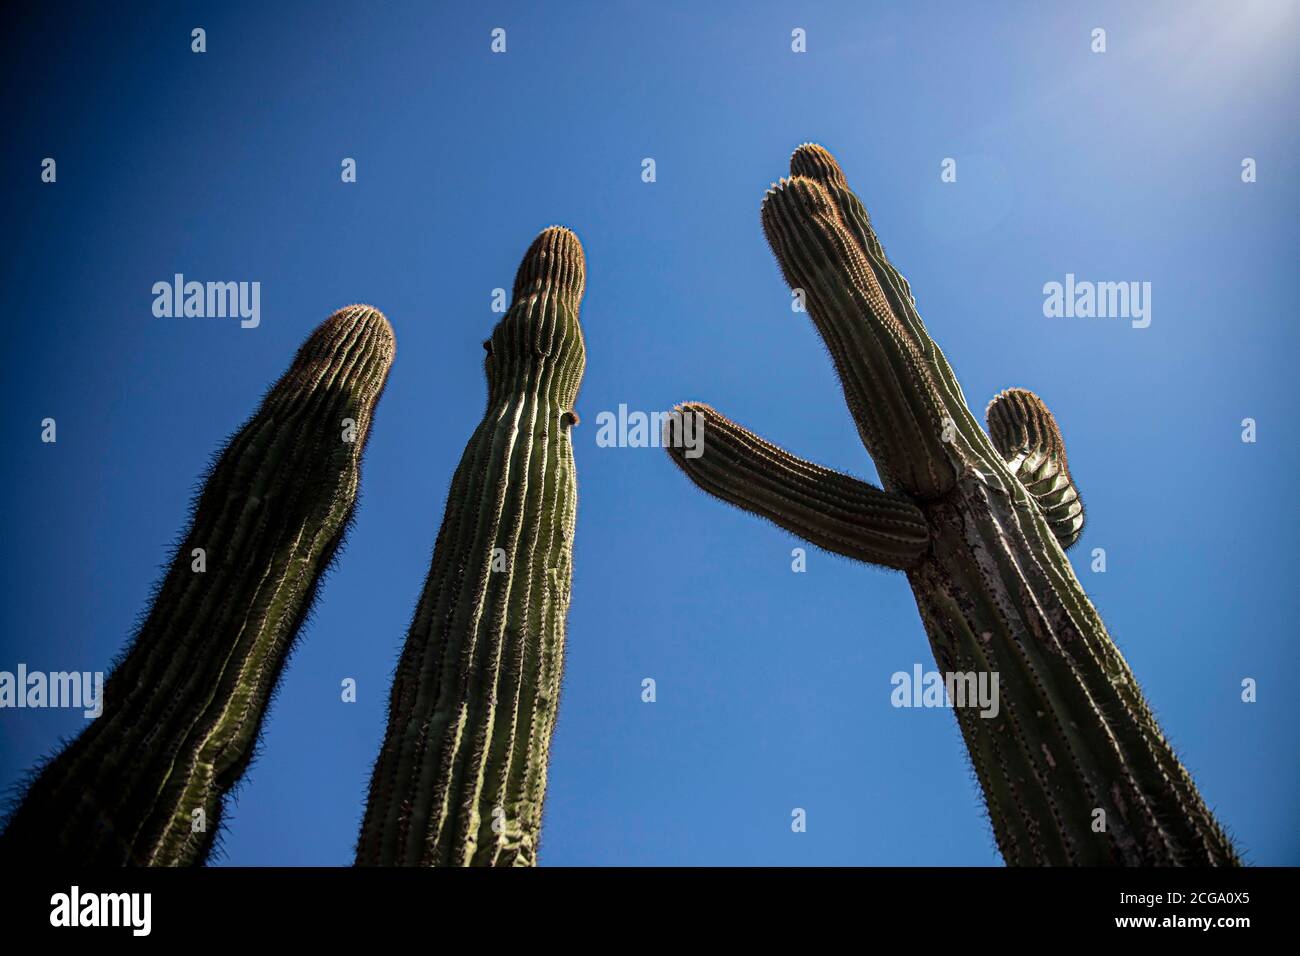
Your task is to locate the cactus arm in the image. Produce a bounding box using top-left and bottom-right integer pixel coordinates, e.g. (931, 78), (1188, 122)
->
(985, 388), (1085, 549)
(785, 145), (1000, 483)
(356, 227), (585, 867)
(664, 401), (929, 569)
(760, 176), (968, 500)
(0, 306), (395, 866)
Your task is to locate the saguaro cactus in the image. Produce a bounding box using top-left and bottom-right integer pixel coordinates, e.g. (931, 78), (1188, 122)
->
(667, 145), (1238, 866)
(0, 306), (395, 865)
(356, 227), (586, 866)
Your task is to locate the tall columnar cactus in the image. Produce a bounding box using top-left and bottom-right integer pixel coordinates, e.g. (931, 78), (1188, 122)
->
(667, 145), (1239, 866)
(0, 306), (395, 866)
(356, 227), (586, 866)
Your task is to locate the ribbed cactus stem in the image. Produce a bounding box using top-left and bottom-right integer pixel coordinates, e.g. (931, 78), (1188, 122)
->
(0, 306), (395, 865)
(668, 144), (1239, 865)
(665, 402), (929, 569)
(986, 388), (1084, 549)
(760, 175), (963, 500)
(789, 144), (988, 459)
(356, 227), (585, 867)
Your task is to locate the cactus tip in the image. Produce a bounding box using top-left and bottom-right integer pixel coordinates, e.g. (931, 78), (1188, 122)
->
(513, 226), (586, 301)
(322, 303), (393, 340)
(761, 174), (834, 226)
(295, 304), (395, 373)
(789, 142), (847, 185)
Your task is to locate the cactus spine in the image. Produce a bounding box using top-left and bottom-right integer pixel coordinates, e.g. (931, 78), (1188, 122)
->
(667, 145), (1238, 865)
(356, 227), (585, 866)
(0, 306), (395, 866)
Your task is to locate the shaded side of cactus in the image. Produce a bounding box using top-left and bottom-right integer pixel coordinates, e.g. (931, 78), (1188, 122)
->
(356, 227), (585, 867)
(0, 306), (395, 866)
(667, 145), (1238, 865)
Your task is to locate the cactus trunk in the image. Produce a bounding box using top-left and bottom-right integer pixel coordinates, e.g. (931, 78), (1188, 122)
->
(667, 145), (1239, 865)
(0, 306), (395, 866)
(356, 227), (585, 866)
(910, 475), (1233, 864)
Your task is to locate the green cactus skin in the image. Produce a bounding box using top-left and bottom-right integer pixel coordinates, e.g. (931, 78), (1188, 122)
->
(667, 145), (1239, 866)
(668, 406), (930, 568)
(0, 306), (395, 866)
(986, 388), (1084, 549)
(356, 227), (585, 867)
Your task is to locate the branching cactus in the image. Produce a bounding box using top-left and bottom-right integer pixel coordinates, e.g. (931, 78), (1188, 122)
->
(666, 145), (1238, 866)
(0, 306), (395, 866)
(356, 227), (585, 866)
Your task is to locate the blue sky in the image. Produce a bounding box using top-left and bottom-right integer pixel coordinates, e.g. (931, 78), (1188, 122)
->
(1, 0), (1296, 865)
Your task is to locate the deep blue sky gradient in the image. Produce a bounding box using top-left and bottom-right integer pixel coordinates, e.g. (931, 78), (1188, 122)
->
(1, 0), (1297, 865)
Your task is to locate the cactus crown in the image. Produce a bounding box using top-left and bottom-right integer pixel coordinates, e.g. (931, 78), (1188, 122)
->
(986, 387), (1084, 549)
(487, 225), (586, 409)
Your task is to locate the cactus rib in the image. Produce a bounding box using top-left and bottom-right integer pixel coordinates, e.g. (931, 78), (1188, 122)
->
(986, 387), (1085, 549)
(356, 227), (585, 866)
(666, 144), (1239, 865)
(0, 306), (395, 865)
(665, 401), (929, 569)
